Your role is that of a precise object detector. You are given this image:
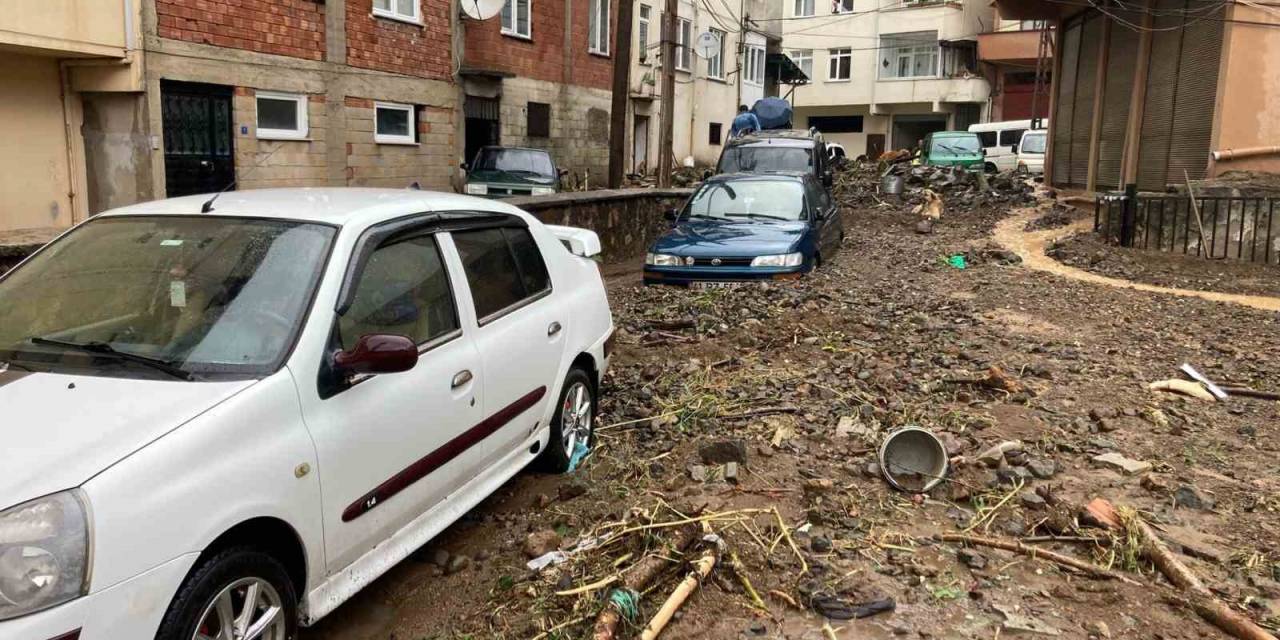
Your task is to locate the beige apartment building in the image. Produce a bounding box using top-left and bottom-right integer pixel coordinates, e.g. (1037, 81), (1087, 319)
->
(782, 0), (993, 158)
(626, 0), (783, 171)
(0, 1), (145, 234)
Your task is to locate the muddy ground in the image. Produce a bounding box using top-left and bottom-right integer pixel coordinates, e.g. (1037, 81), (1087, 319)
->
(304, 168), (1280, 640)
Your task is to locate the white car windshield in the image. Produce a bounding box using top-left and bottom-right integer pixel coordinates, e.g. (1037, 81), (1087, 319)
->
(684, 180), (806, 221)
(0, 216), (335, 379)
(1021, 133), (1047, 154)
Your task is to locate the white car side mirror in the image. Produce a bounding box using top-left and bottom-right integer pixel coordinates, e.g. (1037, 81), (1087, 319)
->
(546, 225), (602, 259)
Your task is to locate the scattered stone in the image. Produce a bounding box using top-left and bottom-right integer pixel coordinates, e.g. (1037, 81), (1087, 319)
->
(862, 462), (882, 478)
(523, 530), (562, 559)
(1140, 473), (1171, 493)
(996, 466), (1033, 485)
(558, 481), (588, 501)
(1019, 490), (1047, 509)
(958, 548), (987, 570)
(746, 621), (767, 636)
(915, 219), (935, 234)
(811, 536), (833, 553)
(1087, 620), (1112, 639)
(804, 478), (836, 497)
(1095, 418), (1120, 433)
(724, 462), (740, 484)
(430, 548), (450, 569)
(1026, 459), (1056, 479)
(446, 554), (471, 574)
(1092, 452), (1153, 475)
(1173, 485), (1214, 511)
(699, 439), (748, 465)
(978, 441), (1023, 467)
(688, 464), (709, 482)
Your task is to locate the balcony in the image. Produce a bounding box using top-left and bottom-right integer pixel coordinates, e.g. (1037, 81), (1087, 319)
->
(874, 76), (990, 106)
(0, 0), (130, 58)
(978, 29), (1046, 66)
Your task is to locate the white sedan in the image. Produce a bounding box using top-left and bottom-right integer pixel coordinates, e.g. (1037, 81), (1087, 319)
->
(0, 188), (614, 640)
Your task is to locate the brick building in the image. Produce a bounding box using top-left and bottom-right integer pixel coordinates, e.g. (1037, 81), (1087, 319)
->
(459, 0), (619, 183)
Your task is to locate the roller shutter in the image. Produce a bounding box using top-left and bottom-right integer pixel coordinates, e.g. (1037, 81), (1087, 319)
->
(1051, 19), (1081, 186)
(1095, 14), (1139, 190)
(1068, 14), (1102, 186)
(1166, 5), (1225, 183)
(1136, 0), (1184, 191)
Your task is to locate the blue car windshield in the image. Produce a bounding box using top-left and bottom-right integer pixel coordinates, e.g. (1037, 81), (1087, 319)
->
(684, 180), (806, 221)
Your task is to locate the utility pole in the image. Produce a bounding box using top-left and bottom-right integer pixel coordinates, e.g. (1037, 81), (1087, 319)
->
(657, 0), (677, 187)
(608, 0), (635, 188)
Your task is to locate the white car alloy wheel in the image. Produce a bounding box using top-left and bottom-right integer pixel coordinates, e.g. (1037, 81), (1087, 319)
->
(561, 380), (593, 458)
(192, 577), (287, 640)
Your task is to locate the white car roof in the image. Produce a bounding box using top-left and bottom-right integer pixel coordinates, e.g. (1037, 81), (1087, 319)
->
(98, 187), (531, 229)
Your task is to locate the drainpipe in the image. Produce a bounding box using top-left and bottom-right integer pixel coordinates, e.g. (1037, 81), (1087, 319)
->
(57, 60), (82, 224)
(1212, 147), (1280, 162)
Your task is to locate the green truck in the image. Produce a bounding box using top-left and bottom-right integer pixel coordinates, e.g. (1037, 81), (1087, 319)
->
(918, 131), (986, 170)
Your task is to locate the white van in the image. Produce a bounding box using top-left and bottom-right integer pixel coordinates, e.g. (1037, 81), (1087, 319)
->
(1015, 129), (1048, 175)
(969, 120), (1049, 172)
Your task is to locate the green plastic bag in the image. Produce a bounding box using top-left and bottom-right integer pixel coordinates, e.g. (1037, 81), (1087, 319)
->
(948, 255), (967, 270)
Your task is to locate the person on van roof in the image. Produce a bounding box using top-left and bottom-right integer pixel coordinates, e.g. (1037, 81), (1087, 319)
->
(730, 105), (761, 138)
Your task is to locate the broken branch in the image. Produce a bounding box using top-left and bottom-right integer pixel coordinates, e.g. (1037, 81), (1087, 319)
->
(637, 539), (719, 640)
(938, 533), (1140, 585)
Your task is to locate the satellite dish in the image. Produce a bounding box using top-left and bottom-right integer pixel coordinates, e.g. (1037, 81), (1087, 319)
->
(693, 31), (721, 59)
(461, 0), (505, 20)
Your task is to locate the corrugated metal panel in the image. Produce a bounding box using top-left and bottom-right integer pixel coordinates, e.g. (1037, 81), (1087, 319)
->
(1166, 7), (1224, 183)
(1137, 0), (1186, 191)
(1095, 16), (1139, 190)
(1069, 14), (1102, 187)
(1051, 19), (1082, 186)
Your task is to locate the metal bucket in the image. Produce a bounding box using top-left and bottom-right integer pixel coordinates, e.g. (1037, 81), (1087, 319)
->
(878, 427), (948, 493)
(880, 173), (904, 195)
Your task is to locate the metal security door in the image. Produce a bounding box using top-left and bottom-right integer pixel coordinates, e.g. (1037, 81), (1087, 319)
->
(161, 81), (235, 198)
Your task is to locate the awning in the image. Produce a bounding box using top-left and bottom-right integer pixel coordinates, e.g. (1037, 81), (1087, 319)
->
(767, 53), (809, 85)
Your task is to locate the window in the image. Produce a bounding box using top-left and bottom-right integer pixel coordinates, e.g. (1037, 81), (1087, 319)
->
(707, 28), (725, 79)
(637, 5), (651, 63)
(880, 32), (939, 79)
(828, 48), (851, 81)
(709, 122), (722, 145)
(589, 0), (610, 54)
(975, 131), (998, 148)
(794, 0), (815, 16)
(339, 236), (458, 348)
(788, 49), (813, 79)
(502, 0), (531, 38)
(832, 0), (854, 12)
(808, 115), (863, 133)
(527, 101), (551, 138)
(372, 0), (420, 22)
(374, 102), (416, 145)
(256, 92), (308, 140)
(453, 227), (551, 321)
(675, 18), (692, 71)
(745, 45), (765, 85)
(1000, 129), (1026, 147)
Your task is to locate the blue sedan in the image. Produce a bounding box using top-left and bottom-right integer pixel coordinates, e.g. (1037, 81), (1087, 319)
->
(643, 173), (843, 287)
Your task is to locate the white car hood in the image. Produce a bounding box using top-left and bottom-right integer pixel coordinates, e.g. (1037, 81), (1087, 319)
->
(0, 369), (256, 511)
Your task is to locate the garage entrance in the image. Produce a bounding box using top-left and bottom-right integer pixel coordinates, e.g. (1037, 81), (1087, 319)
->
(891, 114), (948, 152)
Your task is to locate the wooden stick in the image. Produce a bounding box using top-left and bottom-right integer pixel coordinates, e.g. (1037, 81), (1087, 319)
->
(591, 526), (699, 640)
(938, 533), (1141, 585)
(1120, 506), (1277, 640)
(774, 508), (809, 574)
(1185, 170), (1210, 259)
(768, 589), (801, 609)
(1221, 386), (1280, 401)
(639, 543), (719, 640)
(556, 574), (619, 597)
(718, 406), (800, 420)
(728, 549), (767, 611)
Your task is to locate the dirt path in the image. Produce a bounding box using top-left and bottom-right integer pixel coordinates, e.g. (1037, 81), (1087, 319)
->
(994, 207), (1280, 312)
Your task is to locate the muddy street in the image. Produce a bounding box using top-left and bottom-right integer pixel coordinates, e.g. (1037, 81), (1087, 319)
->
(303, 175), (1280, 640)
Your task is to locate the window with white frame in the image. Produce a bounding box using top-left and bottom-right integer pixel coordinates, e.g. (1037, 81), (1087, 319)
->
(637, 5), (651, 63)
(788, 49), (813, 80)
(794, 0), (815, 17)
(828, 48), (851, 81)
(374, 102), (416, 144)
(832, 0), (854, 12)
(372, 0), (420, 23)
(502, 0), (531, 38)
(707, 28), (725, 78)
(675, 18), (692, 71)
(744, 45), (765, 85)
(880, 31), (939, 79)
(589, 0), (610, 54)
(256, 92), (308, 140)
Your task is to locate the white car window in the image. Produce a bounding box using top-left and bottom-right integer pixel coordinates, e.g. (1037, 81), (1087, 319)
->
(453, 227), (550, 322)
(338, 236), (459, 347)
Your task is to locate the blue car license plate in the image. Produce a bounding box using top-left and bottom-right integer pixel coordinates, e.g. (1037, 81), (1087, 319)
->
(690, 281), (744, 290)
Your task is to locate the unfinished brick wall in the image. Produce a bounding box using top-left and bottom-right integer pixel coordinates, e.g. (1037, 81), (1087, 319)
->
(463, 0), (615, 90)
(346, 0), (452, 79)
(232, 88), (329, 189)
(155, 0), (325, 60)
(343, 97), (456, 190)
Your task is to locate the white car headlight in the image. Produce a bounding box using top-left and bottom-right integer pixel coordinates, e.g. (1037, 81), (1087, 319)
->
(464, 183), (488, 195)
(645, 253), (683, 266)
(751, 252), (804, 267)
(0, 491), (90, 621)
(531, 187), (556, 196)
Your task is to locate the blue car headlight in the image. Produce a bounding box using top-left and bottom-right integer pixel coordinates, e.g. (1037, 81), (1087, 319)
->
(751, 252), (804, 267)
(646, 253), (683, 266)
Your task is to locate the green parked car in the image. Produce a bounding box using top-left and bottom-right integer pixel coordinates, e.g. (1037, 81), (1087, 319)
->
(462, 146), (565, 198)
(918, 131), (986, 171)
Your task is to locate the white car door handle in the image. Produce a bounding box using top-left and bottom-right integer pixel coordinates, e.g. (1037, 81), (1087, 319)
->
(451, 369), (473, 388)
(547, 321), (562, 336)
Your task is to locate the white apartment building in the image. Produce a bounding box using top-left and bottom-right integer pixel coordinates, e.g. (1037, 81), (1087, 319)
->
(627, 0), (782, 171)
(780, 0), (993, 157)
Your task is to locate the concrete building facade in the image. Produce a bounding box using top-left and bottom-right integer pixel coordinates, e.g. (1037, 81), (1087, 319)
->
(625, 0), (783, 172)
(997, 0), (1280, 191)
(976, 16), (1051, 122)
(781, 0), (993, 158)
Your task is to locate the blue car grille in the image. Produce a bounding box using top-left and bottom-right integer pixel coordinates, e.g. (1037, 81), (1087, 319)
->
(691, 257), (754, 267)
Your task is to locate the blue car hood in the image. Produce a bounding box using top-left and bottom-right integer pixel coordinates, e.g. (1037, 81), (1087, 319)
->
(652, 219), (806, 257)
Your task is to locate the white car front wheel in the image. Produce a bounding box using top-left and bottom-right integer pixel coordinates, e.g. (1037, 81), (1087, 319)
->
(156, 549), (297, 640)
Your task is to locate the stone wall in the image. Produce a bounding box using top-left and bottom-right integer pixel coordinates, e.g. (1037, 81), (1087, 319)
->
(509, 188), (693, 262)
(499, 77), (613, 183)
